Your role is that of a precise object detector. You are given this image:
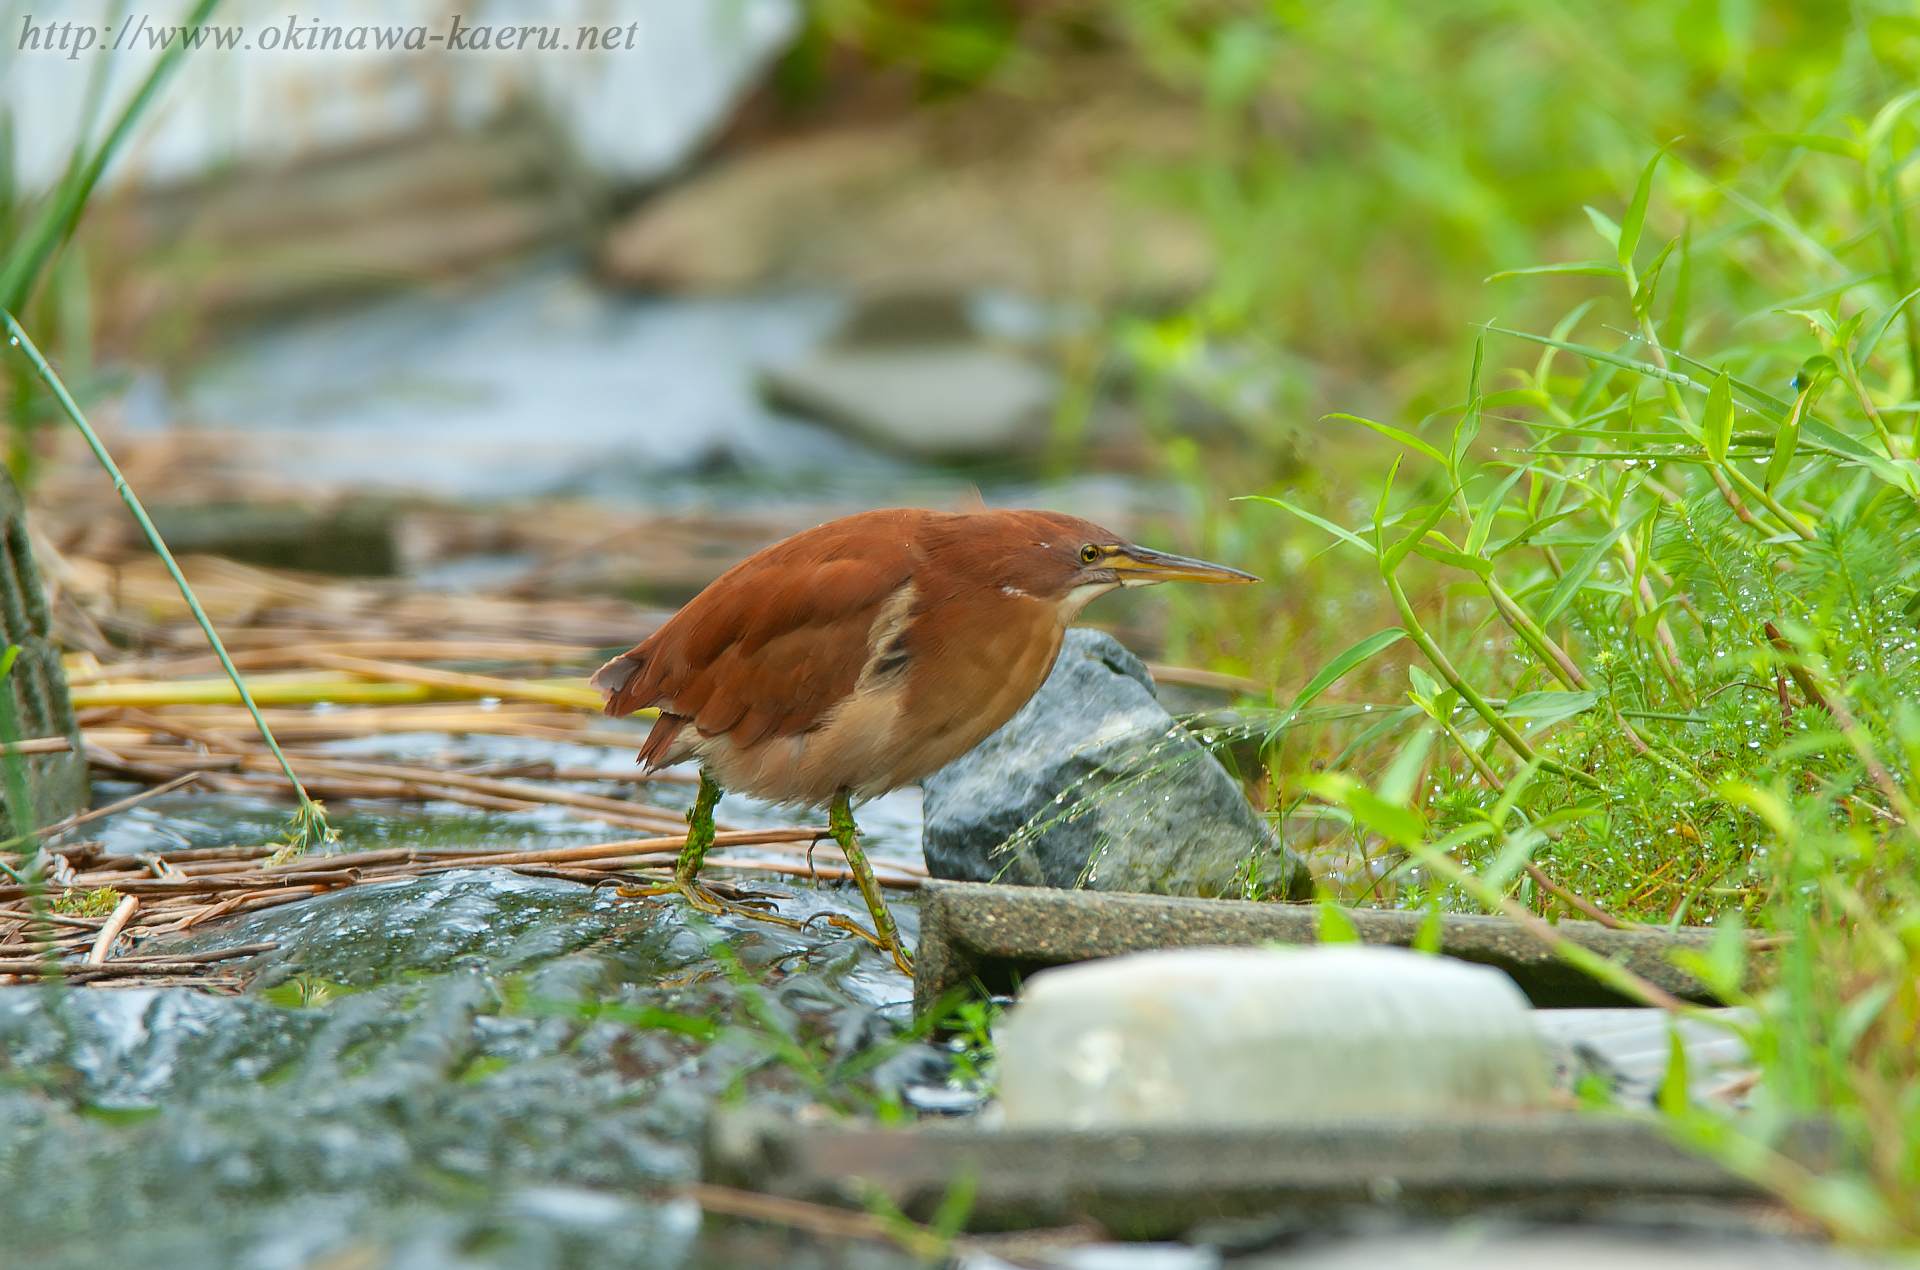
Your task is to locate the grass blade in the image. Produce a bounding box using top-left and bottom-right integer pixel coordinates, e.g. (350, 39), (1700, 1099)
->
(1485, 325), (1708, 395)
(1537, 508), (1650, 627)
(1486, 262), (1626, 282)
(1285, 628), (1407, 717)
(1619, 148), (1667, 267)
(1465, 464), (1529, 556)
(0, 0), (224, 314)
(1327, 413), (1448, 468)
(1242, 494), (1380, 557)
(1703, 372), (1733, 463)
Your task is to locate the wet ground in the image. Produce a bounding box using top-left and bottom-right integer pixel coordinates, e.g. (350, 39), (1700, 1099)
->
(7, 763), (940, 1270)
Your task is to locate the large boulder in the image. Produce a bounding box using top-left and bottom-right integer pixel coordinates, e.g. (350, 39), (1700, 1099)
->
(598, 91), (1211, 303)
(920, 629), (1307, 899)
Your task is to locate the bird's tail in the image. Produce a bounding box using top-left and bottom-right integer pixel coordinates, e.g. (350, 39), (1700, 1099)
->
(589, 652), (645, 716)
(636, 714), (688, 772)
(595, 651), (689, 772)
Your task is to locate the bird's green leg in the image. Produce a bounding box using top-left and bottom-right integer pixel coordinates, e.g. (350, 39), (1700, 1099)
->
(624, 769), (795, 922)
(674, 767), (725, 898)
(829, 789), (913, 976)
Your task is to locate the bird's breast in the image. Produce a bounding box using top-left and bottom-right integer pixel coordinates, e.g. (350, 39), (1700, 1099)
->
(874, 593), (1066, 791)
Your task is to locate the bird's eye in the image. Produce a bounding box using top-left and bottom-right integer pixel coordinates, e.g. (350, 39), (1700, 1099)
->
(1078, 544), (1101, 563)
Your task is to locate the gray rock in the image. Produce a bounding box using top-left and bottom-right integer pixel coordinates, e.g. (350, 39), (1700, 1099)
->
(920, 629), (1304, 899)
(761, 345), (1057, 460)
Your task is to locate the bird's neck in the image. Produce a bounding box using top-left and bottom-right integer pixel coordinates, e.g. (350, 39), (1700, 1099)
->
(1054, 580), (1119, 626)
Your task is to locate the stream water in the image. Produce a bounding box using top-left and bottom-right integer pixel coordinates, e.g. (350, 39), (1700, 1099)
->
(10, 761), (937, 1269)
(171, 264), (1169, 525)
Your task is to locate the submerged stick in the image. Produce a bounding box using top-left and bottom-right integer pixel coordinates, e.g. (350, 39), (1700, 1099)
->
(84, 894), (138, 965)
(4, 313), (332, 851)
(24, 773), (204, 848)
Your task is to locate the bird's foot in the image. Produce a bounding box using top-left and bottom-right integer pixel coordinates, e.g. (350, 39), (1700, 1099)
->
(615, 873), (807, 930)
(808, 912), (914, 977)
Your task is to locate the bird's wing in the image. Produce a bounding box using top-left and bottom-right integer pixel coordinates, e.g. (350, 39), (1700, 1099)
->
(594, 519), (923, 752)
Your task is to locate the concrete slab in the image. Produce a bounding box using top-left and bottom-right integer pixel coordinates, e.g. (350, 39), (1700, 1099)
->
(912, 882), (1724, 1015)
(706, 1111), (1786, 1240)
(960, 1227), (1868, 1270)
(1231, 1227), (1871, 1269)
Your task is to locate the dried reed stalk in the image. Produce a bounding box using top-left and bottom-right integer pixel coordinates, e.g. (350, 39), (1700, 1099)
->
(0, 823), (921, 983)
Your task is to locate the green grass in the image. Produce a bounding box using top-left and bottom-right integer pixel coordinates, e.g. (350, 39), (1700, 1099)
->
(0, 0), (220, 481)
(1233, 58), (1920, 1259)
(1268, 151), (1920, 1237)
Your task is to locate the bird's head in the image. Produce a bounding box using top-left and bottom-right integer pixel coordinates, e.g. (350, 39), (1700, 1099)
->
(960, 510), (1259, 623)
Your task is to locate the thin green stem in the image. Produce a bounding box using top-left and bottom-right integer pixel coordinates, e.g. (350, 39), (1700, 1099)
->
(1644, 293), (1808, 549)
(1837, 353), (1897, 458)
(1382, 568), (1602, 788)
(1806, 665), (1920, 847)
(4, 313), (331, 848)
(1485, 576), (1591, 689)
(1435, 711), (1506, 789)
(1723, 463), (1818, 541)
(1409, 839), (1689, 1011)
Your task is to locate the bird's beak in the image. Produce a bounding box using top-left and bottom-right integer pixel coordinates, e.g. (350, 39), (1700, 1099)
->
(1107, 544), (1260, 588)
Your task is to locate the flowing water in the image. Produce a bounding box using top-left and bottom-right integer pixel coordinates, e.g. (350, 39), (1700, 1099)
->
(7, 759), (938, 1270)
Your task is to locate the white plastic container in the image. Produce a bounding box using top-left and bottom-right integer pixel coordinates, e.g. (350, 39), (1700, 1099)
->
(995, 944), (1551, 1129)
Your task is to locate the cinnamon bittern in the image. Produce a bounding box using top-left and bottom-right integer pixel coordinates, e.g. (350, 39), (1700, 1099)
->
(592, 508), (1257, 973)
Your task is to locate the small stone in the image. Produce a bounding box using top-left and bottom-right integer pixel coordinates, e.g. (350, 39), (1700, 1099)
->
(920, 629), (1303, 899)
(995, 945), (1552, 1129)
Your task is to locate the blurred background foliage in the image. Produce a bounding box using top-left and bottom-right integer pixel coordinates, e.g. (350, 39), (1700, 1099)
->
(790, 0), (1920, 683)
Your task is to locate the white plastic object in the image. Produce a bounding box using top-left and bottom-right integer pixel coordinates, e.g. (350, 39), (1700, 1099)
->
(994, 944), (1552, 1129)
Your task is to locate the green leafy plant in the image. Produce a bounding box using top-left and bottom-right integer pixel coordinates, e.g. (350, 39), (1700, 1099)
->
(51, 887), (122, 918)
(0, 0), (329, 847)
(854, 1167), (978, 1265)
(260, 974), (366, 1009)
(941, 997), (1000, 1088)
(1248, 106), (1920, 1242)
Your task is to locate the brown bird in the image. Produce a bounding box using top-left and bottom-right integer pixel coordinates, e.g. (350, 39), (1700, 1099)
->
(592, 507), (1257, 973)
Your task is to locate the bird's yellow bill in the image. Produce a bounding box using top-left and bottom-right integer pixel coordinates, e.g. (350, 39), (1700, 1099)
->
(1111, 545), (1259, 585)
